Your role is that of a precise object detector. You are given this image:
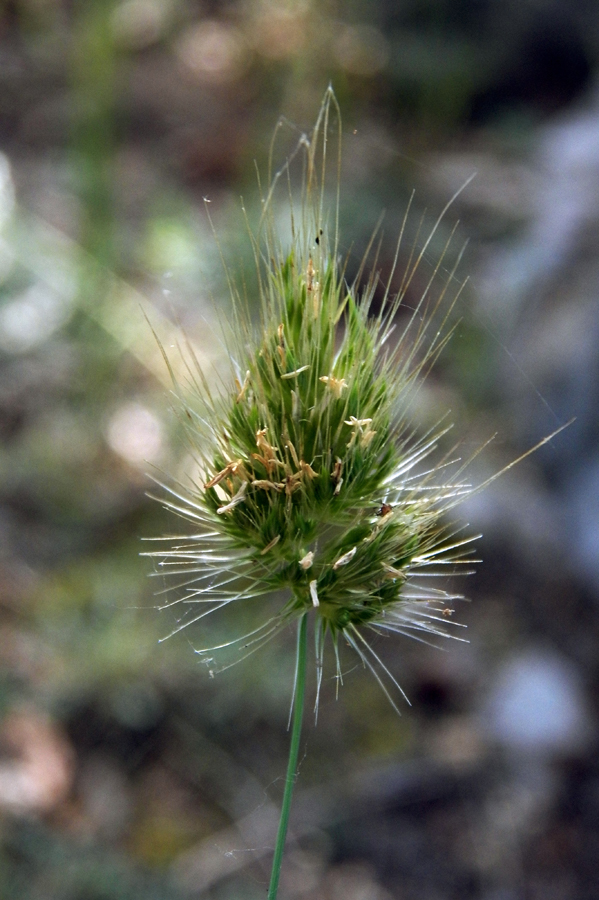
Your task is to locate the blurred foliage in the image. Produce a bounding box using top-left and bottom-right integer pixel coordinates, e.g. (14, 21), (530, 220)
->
(0, 0), (598, 898)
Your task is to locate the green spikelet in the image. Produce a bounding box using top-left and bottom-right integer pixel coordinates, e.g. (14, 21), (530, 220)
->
(146, 89), (477, 710)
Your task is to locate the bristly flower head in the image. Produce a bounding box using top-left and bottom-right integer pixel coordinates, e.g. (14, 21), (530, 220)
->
(146, 89), (479, 711)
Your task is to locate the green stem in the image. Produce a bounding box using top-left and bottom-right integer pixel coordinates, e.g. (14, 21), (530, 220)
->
(267, 613), (308, 900)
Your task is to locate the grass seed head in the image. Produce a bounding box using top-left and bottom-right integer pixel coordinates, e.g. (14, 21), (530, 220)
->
(146, 89), (477, 709)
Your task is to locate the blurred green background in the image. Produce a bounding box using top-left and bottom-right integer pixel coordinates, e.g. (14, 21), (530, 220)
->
(1, 2), (599, 898)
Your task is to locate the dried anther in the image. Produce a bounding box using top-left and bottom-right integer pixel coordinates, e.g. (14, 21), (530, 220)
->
(205, 459), (246, 489)
(280, 365), (310, 379)
(282, 473), (303, 496)
(330, 457), (343, 495)
(216, 482), (247, 515)
(256, 427), (273, 455)
(254, 428), (283, 473)
(331, 457), (343, 482)
(333, 547), (357, 570)
(309, 579), (319, 607)
(235, 370), (251, 403)
(306, 258), (321, 315)
(291, 390), (299, 418)
(252, 479), (284, 492)
(298, 460), (318, 479)
(277, 323), (286, 368)
(261, 535), (281, 555)
(306, 257), (315, 292)
(286, 440), (300, 467)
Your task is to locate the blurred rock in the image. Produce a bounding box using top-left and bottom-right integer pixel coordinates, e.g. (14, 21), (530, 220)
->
(78, 753), (132, 839)
(0, 708), (74, 814)
(312, 861), (393, 900)
(482, 647), (592, 756)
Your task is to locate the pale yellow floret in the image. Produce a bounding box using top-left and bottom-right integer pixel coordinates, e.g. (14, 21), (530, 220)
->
(319, 374), (348, 398)
(345, 416), (374, 447)
(360, 429), (377, 448)
(299, 551), (314, 570)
